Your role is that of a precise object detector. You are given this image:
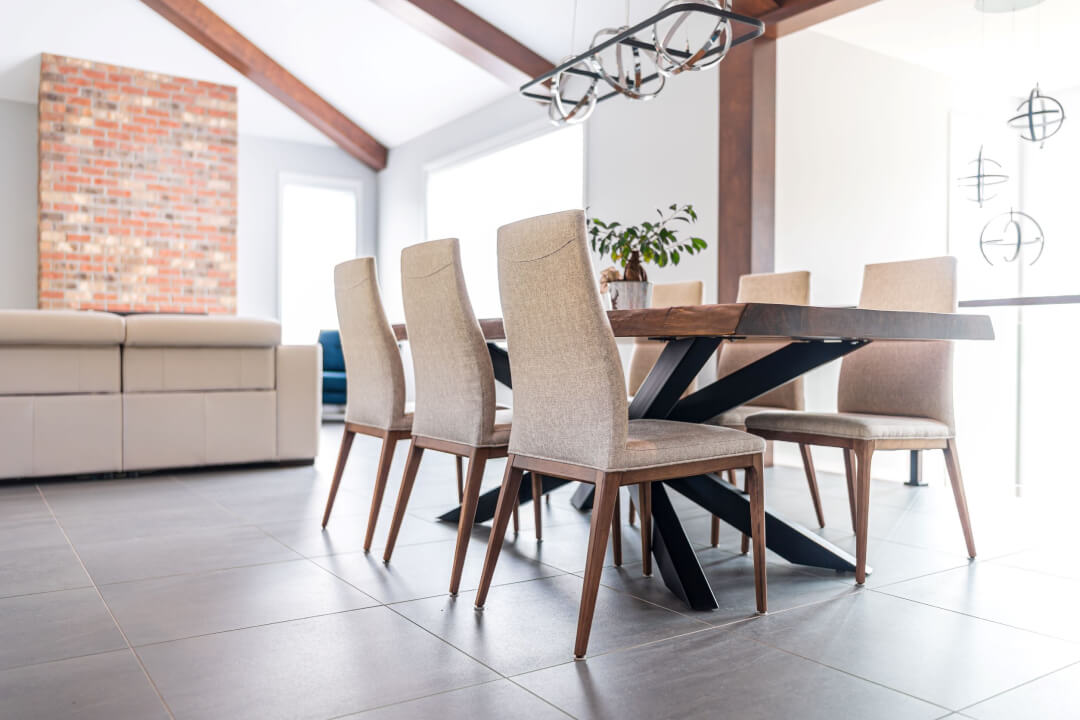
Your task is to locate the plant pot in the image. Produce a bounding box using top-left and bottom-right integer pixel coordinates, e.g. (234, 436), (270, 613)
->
(607, 281), (653, 310)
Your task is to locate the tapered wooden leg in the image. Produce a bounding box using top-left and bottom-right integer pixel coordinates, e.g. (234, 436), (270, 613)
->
(726, 468), (737, 486)
(449, 450), (487, 595)
(512, 504), (520, 534)
(799, 444), (826, 528)
(611, 491), (623, 567)
(710, 516), (720, 547)
(382, 440), (425, 562)
(853, 441), (874, 584)
(628, 497), (636, 526)
(638, 483), (652, 577)
(321, 428), (355, 528)
(532, 474), (543, 541)
(363, 433), (400, 552)
(475, 458), (523, 609)
(455, 455), (464, 503)
(842, 448), (858, 531)
(575, 473), (621, 659)
(746, 455), (767, 613)
(943, 438), (977, 559)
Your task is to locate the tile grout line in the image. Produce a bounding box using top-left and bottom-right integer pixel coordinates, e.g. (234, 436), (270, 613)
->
(35, 485), (177, 720)
(953, 658), (1080, 715)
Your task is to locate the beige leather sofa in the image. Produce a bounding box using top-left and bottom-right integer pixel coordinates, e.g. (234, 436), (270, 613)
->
(0, 311), (321, 480)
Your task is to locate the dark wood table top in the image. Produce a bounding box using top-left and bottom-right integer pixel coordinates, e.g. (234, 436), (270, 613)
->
(392, 302), (995, 342)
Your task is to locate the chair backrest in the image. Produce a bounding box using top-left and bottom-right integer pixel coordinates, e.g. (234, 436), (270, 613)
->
(627, 281), (704, 396)
(401, 238), (496, 446)
(716, 271), (811, 410)
(837, 256), (957, 428)
(333, 257), (407, 430)
(497, 210), (628, 469)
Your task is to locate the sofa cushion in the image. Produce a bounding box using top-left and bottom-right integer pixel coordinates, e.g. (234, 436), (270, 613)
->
(123, 347), (275, 392)
(124, 315), (280, 347)
(0, 347), (120, 395)
(0, 310), (124, 346)
(323, 370), (347, 394)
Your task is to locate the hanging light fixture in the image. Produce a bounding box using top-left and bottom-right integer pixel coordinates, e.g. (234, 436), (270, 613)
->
(957, 146), (1010, 207)
(525, 1), (764, 126)
(1007, 84), (1066, 146)
(979, 208), (1046, 265)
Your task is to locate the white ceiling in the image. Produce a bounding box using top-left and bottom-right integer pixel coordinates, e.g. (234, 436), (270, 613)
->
(813, 0), (1080, 95)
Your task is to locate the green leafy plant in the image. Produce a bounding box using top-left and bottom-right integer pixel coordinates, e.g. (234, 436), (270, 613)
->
(589, 204), (707, 282)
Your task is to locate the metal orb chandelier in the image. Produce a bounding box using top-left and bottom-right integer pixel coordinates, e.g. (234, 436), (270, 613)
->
(1008, 85), (1066, 147)
(979, 208), (1046, 266)
(957, 146), (1009, 207)
(524, 2), (764, 127)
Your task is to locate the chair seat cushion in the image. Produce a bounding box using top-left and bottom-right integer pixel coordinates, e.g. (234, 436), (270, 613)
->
(609, 420), (765, 471)
(705, 405), (773, 429)
(745, 411), (952, 441)
(323, 370), (347, 394)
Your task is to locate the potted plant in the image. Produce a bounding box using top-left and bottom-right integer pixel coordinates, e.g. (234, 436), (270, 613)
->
(590, 204), (707, 310)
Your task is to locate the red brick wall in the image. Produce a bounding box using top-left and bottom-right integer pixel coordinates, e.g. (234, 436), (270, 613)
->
(37, 53), (238, 314)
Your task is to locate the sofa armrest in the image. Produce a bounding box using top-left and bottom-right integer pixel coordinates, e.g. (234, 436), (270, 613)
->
(276, 344), (322, 460)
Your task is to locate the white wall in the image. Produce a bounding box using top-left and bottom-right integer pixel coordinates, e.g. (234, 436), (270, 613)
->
(774, 30), (958, 480)
(0, 98), (38, 309)
(237, 135), (378, 319)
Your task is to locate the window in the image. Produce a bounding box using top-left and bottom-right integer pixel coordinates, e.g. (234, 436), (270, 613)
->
(426, 125), (586, 318)
(279, 178), (361, 344)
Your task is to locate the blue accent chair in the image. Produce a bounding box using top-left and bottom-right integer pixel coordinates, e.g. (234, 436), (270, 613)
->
(318, 330), (347, 405)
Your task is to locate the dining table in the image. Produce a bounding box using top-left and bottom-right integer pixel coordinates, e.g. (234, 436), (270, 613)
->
(393, 302), (994, 611)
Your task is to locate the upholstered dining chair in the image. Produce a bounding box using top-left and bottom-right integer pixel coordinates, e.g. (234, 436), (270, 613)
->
(744, 257), (977, 585)
(382, 238), (517, 595)
(706, 271), (824, 548)
(625, 280), (704, 526)
(475, 209), (768, 659)
(321, 258), (412, 556)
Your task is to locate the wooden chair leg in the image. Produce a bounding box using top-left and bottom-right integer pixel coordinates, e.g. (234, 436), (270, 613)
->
(628, 497), (636, 526)
(853, 441), (874, 585)
(450, 450), (488, 595)
(746, 455), (767, 613)
(512, 504), (520, 534)
(575, 473), (621, 659)
(363, 433), (400, 552)
(611, 491), (622, 567)
(382, 440), (424, 563)
(799, 444), (826, 528)
(710, 516), (720, 547)
(943, 438), (977, 559)
(726, 468), (737, 486)
(475, 458), (523, 609)
(842, 448), (858, 532)
(321, 428), (355, 528)
(455, 455), (464, 503)
(532, 474), (543, 541)
(639, 483), (652, 577)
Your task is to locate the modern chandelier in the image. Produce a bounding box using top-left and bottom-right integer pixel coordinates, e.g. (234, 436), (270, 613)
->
(523, 1), (765, 126)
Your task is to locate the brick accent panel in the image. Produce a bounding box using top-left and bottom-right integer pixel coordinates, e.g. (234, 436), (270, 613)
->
(37, 53), (238, 314)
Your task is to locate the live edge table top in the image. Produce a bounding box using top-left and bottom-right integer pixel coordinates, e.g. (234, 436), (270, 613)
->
(392, 302), (996, 343)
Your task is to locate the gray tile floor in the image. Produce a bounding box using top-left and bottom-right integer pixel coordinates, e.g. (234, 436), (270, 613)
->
(2, 424), (1079, 719)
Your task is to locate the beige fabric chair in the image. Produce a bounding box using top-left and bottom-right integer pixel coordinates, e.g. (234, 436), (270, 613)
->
(706, 271), (825, 543)
(321, 258), (412, 555)
(745, 257), (976, 585)
(475, 209), (768, 659)
(383, 238), (518, 594)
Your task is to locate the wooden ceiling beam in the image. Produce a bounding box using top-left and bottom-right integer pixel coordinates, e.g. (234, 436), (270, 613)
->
(140, 0), (388, 170)
(759, 0), (881, 38)
(370, 0), (553, 87)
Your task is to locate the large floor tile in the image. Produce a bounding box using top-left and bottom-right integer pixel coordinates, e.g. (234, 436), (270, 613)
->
(57, 503), (243, 547)
(738, 590), (1080, 710)
(76, 525), (299, 585)
(964, 661), (1080, 720)
(0, 486), (53, 523)
(137, 607), (498, 720)
(515, 624), (944, 720)
(592, 548), (857, 625)
(344, 679), (570, 719)
(260, 511), (460, 558)
(0, 543), (90, 598)
(990, 545), (1080, 581)
(314, 533), (563, 603)
(101, 559), (378, 646)
(808, 532), (973, 588)
(0, 587), (125, 671)
(394, 574), (708, 675)
(0, 515), (70, 553)
(40, 477), (220, 520)
(0, 650), (169, 719)
(880, 562), (1080, 643)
